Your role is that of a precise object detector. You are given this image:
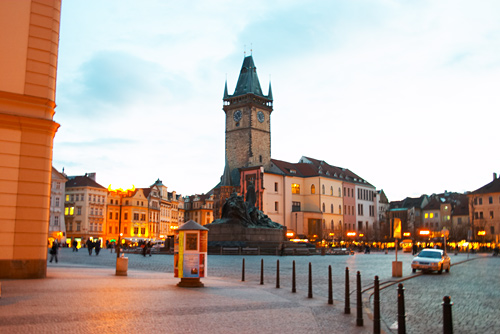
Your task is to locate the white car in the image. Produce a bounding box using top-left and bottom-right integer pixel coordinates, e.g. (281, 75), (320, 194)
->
(411, 248), (451, 274)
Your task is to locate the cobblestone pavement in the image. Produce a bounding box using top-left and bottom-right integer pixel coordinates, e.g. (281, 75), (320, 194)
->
(376, 255), (500, 334)
(47, 248), (497, 333)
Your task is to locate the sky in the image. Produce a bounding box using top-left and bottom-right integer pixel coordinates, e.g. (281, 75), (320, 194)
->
(53, 0), (500, 202)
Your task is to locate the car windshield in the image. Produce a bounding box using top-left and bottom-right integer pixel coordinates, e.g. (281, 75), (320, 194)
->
(418, 251), (442, 258)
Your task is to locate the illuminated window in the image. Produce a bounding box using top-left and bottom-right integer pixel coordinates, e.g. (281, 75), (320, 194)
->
(292, 184), (300, 194)
(424, 213), (428, 218)
(311, 184), (315, 194)
(490, 211), (494, 219)
(65, 195), (69, 202)
(134, 227), (139, 234)
(141, 228), (145, 234)
(430, 213), (434, 218)
(70, 207), (74, 215)
(65, 207), (69, 215)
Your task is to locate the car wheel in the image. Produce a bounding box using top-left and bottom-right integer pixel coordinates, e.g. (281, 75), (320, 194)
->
(412, 268), (416, 273)
(438, 265), (443, 274)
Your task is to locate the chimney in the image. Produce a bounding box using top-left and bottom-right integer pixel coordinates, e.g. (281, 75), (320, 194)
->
(494, 173), (498, 180)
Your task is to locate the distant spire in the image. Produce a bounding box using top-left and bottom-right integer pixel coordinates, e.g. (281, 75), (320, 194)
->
(267, 80), (273, 101)
(223, 79), (229, 99)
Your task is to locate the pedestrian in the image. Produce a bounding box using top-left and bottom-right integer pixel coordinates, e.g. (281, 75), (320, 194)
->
(95, 239), (101, 256)
(49, 240), (59, 263)
(147, 241), (152, 256)
(86, 238), (93, 256)
(72, 240), (78, 252)
(141, 242), (147, 257)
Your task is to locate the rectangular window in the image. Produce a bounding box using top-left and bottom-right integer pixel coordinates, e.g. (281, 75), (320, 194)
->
(425, 213), (428, 219)
(124, 213), (128, 220)
(65, 194), (69, 202)
(141, 228), (145, 234)
(109, 212), (113, 219)
(141, 213), (146, 221)
(275, 201), (279, 212)
(479, 198), (483, 205)
(274, 182), (278, 192)
(490, 211), (494, 219)
(134, 227), (139, 234)
(292, 184), (300, 194)
(76, 223), (81, 231)
(489, 197), (493, 204)
(115, 226), (118, 234)
(54, 216), (59, 226)
(479, 212), (484, 219)
(77, 207), (81, 215)
(458, 218), (462, 224)
(109, 226), (112, 234)
(430, 213), (434, 219)
(134, 213), (139, 220)
(292, 201), (301, 212)
(124, 227), (128, 234)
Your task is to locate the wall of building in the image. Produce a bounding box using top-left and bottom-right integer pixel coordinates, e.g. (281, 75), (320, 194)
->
(0, 0), (61, 279)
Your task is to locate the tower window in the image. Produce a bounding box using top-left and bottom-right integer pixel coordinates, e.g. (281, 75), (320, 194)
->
(311, 184), (315, 194)
(259, 155), (262, 163)
(292, 184), (300, 194)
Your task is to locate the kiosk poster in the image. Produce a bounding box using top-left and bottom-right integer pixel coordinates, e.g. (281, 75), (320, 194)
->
(186, 233), (198, 251)
(183, 254), (200, 278)
(200, 231), (207, 253)
(199, 254), (205, 277)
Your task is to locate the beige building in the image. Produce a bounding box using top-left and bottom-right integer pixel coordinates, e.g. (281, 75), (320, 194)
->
(184, 194), (214, 226)
(65, 173), (107, 247)
(48, 167), (67, 245)
(0, 0), (61, 278)
(468, 174), (500, 243)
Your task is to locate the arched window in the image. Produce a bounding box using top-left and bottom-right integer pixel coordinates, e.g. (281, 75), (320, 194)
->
(331, 186), (333, 195)
(339, 188), (341, 197)
(322, 185), (325, 194)
(339, 205), (342, 214)
(331, 204), (334, 213)
(322, 203), (325, 212)
(311, 184), (315, 194)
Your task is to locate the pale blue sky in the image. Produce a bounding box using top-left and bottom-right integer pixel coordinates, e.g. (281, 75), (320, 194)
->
(53, 0), (500, 201)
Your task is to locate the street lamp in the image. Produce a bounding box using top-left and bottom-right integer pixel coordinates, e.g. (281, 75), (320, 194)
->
(108, 185), (135, 276)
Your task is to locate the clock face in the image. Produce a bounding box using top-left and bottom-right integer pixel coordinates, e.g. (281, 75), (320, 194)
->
(233, 110), (242, 122)
(257, 111), (265, 123)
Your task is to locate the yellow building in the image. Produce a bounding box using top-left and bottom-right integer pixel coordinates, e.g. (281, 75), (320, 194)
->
(0, 0), (61, 278)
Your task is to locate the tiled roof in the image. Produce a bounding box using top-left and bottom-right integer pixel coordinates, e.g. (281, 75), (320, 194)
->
(470, 177), (500, 194)
(270, 157), (375, 187)
(66, 175), (105, 189)
(423, 197), (441, 210)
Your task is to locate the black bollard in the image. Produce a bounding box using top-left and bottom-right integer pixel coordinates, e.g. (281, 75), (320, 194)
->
(276, 259), (280, 289)
(242, 258), (245, 282)
(345, 267), (350, 314)
(397, 283), (406, 334)
(260, 258), (264, 285)
(292, 260), (296, 293)
(328, 265), (333, 305)
(356, 271), (363, 326)
(374, 276), (381, 334)
(308, 262), (313, 298)
(442, 296), (453, 334)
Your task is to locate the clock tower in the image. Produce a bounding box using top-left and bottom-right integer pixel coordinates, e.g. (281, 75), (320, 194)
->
(221, 55), (273, 187)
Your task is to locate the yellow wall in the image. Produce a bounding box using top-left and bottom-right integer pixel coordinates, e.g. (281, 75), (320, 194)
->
(0, 0), (61, 279)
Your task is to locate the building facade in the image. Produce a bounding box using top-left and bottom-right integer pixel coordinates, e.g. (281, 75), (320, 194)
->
(48, 167), (67, 245)
(0, 0), (62, 279)
(468, 174), (500, 243)
(65, 173), (107, 247)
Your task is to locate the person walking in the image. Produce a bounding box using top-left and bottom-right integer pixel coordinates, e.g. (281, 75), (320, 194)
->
(72, 240), (78, 252)
(95, 239), (101, 256)
(86, 238), (93, 256)
(49, 240), (59, 263)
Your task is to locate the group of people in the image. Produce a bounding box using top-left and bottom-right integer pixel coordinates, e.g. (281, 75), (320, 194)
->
(140, 241), (153, 257)
(85, 238), (102, 256)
